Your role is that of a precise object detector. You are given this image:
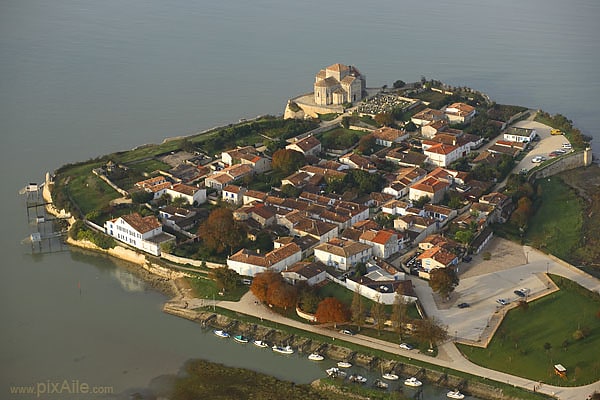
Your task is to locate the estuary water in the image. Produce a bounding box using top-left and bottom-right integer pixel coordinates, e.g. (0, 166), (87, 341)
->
(1, 0), (599, 398)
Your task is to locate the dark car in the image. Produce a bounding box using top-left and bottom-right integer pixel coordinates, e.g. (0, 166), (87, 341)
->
(514, 290), (526, 297)
(462, 255), (472, 263)
(458, 302), (470, 309)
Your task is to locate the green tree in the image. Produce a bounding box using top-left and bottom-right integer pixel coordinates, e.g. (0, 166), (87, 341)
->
(131, 190), (154, 204)
(374, 112), (394, 127)
(280, 184), (302, 198)
(393, 80), (405, 89)
(272, 148), (306, 175)
(454, 230), (474, 246)
(357, 134), (376, 155)
(347, 169), (384, 195)
(351, 288), (366, 331)
(413, 195), (431, 208)
(429, 267), (459, 300)
(210, 267), (240, 294)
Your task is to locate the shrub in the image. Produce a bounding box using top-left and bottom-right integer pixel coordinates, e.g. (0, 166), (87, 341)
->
(482, 252), (491, 260)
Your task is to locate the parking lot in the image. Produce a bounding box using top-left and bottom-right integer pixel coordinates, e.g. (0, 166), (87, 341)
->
(511, 120), (572, 174)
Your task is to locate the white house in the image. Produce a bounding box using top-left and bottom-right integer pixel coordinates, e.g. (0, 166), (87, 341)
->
(104, 212), (174, 256)
(371, 127), (409, 147)
(314, 237), (372, 271)
(443, 102), (476, 124)
(359, 229), (399, 259)
(227, 243), (302, 277)
(424, 143), (462, 167)
(409, 175), (450, 204)
(222, 184), (246, 205)
(286, 135), (322, 157)
(222, 146), (272, 174)
(503, 126), (537, 143)
(281, 261), (328, 286)
(166, 183), (206, 206)
(345, 277), (417, 305)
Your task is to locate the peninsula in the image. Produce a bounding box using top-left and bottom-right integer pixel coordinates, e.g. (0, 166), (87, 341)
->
(34, 63), (599, 400)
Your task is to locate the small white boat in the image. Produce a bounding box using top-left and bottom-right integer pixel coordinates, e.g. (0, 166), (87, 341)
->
(233, 334), (249, 343)
(404, 377), (422, 387)
(213, 330), (230, 338)
(349, 374), (367, 384)
(308, 352), (324, 361)
(337, 361), (352, 368)
(252, 339), (268, 348)
(272, 345), (294, 355)
(447, 390), (465, 399)
(326, 367), (347, 379)
(374, 379), (389, 389)
(382, 372), (399, 381)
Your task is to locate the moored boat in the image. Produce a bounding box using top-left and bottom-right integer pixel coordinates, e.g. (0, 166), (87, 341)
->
(349, 374), (367, 384)
(374, 379), (389, 389)
(233, 334), (249, 343)
(308, 352), (324, 361)
(337, 361), (352, 368)
(447, 390), (465, 399)
(252, 339), (268, 348)
(326, 367), (347, 379)
(382, 372), (399, 381)
(272, 344), (294, 355)
(213, 329), (230, 338)
(404, 377), (422, 387)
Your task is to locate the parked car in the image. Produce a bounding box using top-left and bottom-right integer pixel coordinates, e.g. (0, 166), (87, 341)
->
(496, 298), (509, 306)
(562, 143), (572, 149)
(514, 290), (526, 297)
(462, 255), (472, 263)
(457, 302), (470, 309)
(531, 156), (546, 163)
(399, 343), (414, 350)
(339, 329), (354, 336)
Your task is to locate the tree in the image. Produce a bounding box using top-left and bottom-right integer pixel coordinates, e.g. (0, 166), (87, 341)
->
(341, 116), (351, 129)
(543, 341), (552, 354)
(280, 184), (302, 198)
(370, 296), (386, 336)
(454, 230), (474, 246)
(414, 317), (448, 349)
(374, 112), (394, 127)
(429, 268), (459, 300)
(267, 279), (298, 310)
(413, 195), (431, 208)
(250, 271), (280, 303)
(198, 207), (245, 255)
(210, 267), (240, 293)
(391, 294), (409, 341)
(253, 230), (274, 253)
(517, 299), (529, 312)
(315, 297), (350, 327)
(357, 134), (376, 155)
(351, 288), (366, 331)
(346, 169), (384, 195)
(297, 283), (321, 314)
(393, 80), (405, 89)
(131, 190), (154, 204)
(272, 148), (306, 175)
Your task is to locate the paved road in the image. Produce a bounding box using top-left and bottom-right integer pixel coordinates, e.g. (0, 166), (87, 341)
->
(213, 245), (600, 400)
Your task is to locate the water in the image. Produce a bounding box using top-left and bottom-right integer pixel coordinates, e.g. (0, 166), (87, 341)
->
(1, 0), (598, 398)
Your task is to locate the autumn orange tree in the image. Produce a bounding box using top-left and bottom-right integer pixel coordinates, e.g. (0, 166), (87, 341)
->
(271, 148), (306, 175)
(315, 297), (350, 327)
(250, 271), (297, 309)
(197, 207), (245, 255)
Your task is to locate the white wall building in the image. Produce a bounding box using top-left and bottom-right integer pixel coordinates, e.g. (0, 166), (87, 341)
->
(104, 212), (173, 256)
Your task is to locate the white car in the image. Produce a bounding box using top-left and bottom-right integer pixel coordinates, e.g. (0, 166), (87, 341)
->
(399, 343), (413, 350)
(496, 298), (509, 306)
(531, 156), (546, 163)
(339, 329), (354, 336)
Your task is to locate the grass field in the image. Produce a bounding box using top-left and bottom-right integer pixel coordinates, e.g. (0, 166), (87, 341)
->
(525, 177), (584, 262)
(457, 275), (600, 386)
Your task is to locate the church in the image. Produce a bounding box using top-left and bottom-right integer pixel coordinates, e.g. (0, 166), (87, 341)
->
(313, 63), (366, 106)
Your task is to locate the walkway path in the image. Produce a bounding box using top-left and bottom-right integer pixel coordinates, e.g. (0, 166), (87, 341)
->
(212, 244), (600, 400)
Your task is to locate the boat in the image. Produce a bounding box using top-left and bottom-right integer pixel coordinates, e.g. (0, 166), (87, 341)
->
(382, 372), (399, 381)
(404, 377), (422, 387)
(308, 352), (324, 361)
(252, 339), (268, 348)
(349, 374), (367, 384)
(213, 330), (230, 338)
(447, 390), (465, 399)
(337, 361), (352, 368)
(233, 334), (249, 343)
(326, 367), (347, 379)
(272, 344), (294, 355)
(373, 379), (389, 389)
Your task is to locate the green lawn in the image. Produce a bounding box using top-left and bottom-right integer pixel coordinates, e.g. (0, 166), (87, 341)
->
(65, 171), (121, 215)
(457, 275), (600, 386)
(525, 177), (584, 262)
(187, 275), (248, 302)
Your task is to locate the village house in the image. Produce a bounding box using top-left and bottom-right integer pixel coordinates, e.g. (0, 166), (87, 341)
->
(385, 149), (428, 168)
(411, 108), (448, 127)
(158, 206), (198, 232)
(286, 135), (322, 157)
(371, 127), (409, 147)
(479, 191), (514, 223)
(104, 212), (174, 256)
(345, 275), (417, 305)
(281, 261), (329, 286)
(409, 175), (450, 204)
(423, 204), (457, 223)
(273, 236), (320, 259)
(227, 242), (302, 277)
(417, 245), (459, 274)
(242, 189), (269, 205)
(421, 120), (449, 139)
(339, 152), (377, 172)
(359, 229), (400, 259)
(165, 183), (206, 206)
(423, 142), (462, 167)
(204, 164), (254, 191)
(442, 102), (476, 124)
(503, 126), (537, 143)
(313, 63), (366, 106)
(314, 237), (372, 271)
(222, 146), (271, 173)
(381, 199), (412, 216)
(222, 184), (246, 205)
(135, 176), (172, 199)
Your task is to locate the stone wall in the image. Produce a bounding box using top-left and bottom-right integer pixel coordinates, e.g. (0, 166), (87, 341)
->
(529, 147), (593, 180)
